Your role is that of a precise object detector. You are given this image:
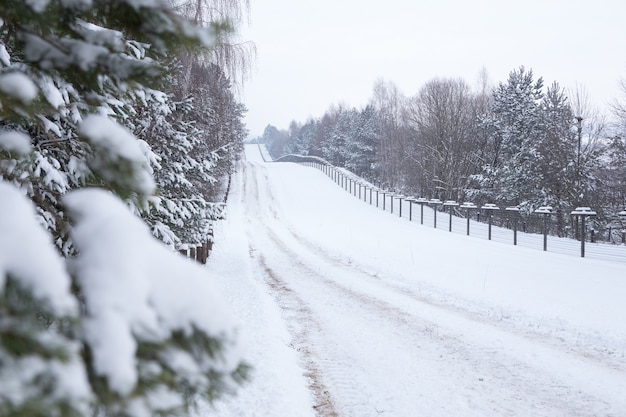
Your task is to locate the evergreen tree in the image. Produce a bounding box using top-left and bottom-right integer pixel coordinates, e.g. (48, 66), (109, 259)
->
(345, 105), (378, 178)
(479, 66), (545, 209)
(537, 82), (578, 234)
(0, 1), (247, 416)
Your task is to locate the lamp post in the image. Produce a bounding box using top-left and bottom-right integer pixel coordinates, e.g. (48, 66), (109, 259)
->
(481, 203), (500, 240)
(460, 202), (477, 236)
(416, 197), (429, 225)
(429, 198), (443, 229)
(571, 207), (597, 257)
(534, 206), (553, 251)
(443, 200), (459, 232)
(505, 206), (520, 245)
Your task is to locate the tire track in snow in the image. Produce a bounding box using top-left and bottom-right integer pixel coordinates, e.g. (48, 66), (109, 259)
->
(250, 248), (340, 417)
(243, 160), (341, 416)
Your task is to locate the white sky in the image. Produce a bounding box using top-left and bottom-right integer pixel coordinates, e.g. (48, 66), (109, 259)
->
(239, 0), (626, 138)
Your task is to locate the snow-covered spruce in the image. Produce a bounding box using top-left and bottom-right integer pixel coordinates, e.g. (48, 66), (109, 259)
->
(64, 188), (247, 417)
(0, 181), (92, 417)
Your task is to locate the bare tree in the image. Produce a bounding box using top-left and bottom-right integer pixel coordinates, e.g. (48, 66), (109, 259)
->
(404, 78), (483, 200)
(370, 79), (409, 190)
(171, 0), (256, 89)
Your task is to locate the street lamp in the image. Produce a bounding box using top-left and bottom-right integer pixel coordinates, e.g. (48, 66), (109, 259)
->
(460, 202), (477, 236)
(415, 197), (429, 224)
(481, 203), (500, 240)
(505, 206), (521, 245)
(429, 198), (443, 229)
(443, 200), (459, 232)
(534, 206), (554, 251)
(571, 207), (597, 257)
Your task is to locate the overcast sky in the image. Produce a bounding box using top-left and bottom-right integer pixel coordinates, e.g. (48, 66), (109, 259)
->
(238, 0), (626, 138)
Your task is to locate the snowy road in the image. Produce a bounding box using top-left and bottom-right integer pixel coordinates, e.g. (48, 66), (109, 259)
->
(205, 145), (626, 417)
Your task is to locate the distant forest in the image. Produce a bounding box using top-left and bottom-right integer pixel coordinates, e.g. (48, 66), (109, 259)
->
(258, 67), (626, 239)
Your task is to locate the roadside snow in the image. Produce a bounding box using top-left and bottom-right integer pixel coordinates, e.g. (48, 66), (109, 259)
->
(200, 167), (317, 417)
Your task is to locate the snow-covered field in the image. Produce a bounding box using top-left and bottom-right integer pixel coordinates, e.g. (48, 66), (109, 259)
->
(201, 144), (626, 417)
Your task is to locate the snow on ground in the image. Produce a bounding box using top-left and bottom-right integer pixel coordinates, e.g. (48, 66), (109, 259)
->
(202, 144), (626, 417)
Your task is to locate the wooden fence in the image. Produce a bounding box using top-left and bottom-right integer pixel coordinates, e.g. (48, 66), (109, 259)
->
(178, 173), (232, 264)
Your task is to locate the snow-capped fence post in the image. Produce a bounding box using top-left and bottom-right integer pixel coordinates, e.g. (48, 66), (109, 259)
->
(428, 198), (443, 229)
(617, 209), (626, 244)
(405, 197), (417, 221)
(482, 204), (500, 240)
(382, 191), (387, 211)
(571, 207), (597, 258)
(460, 202), (477, 236)
(443, 200), (459, 232)
(397, 195), (405, 218)
(196, 244), (203, 263)
(416, 197), (429, 225)
(505, 206), (521, 245)
(390, 193), (395, 214)
(535, 206), (554, 251)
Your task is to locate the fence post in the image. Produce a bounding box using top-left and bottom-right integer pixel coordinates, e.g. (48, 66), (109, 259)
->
(571, 207), (596, 257)
(416, 198), (428, 225)
(481, 203), (500, 240)
(428, 199), (443, 229)
(505, 206), (520, 245)
(443, 200), (459, 232)
(460, 202), (477, 236)
(535, 206), (554, 251)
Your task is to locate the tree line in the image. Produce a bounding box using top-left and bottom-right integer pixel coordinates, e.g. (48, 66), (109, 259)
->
(260, 67), (626, 239)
